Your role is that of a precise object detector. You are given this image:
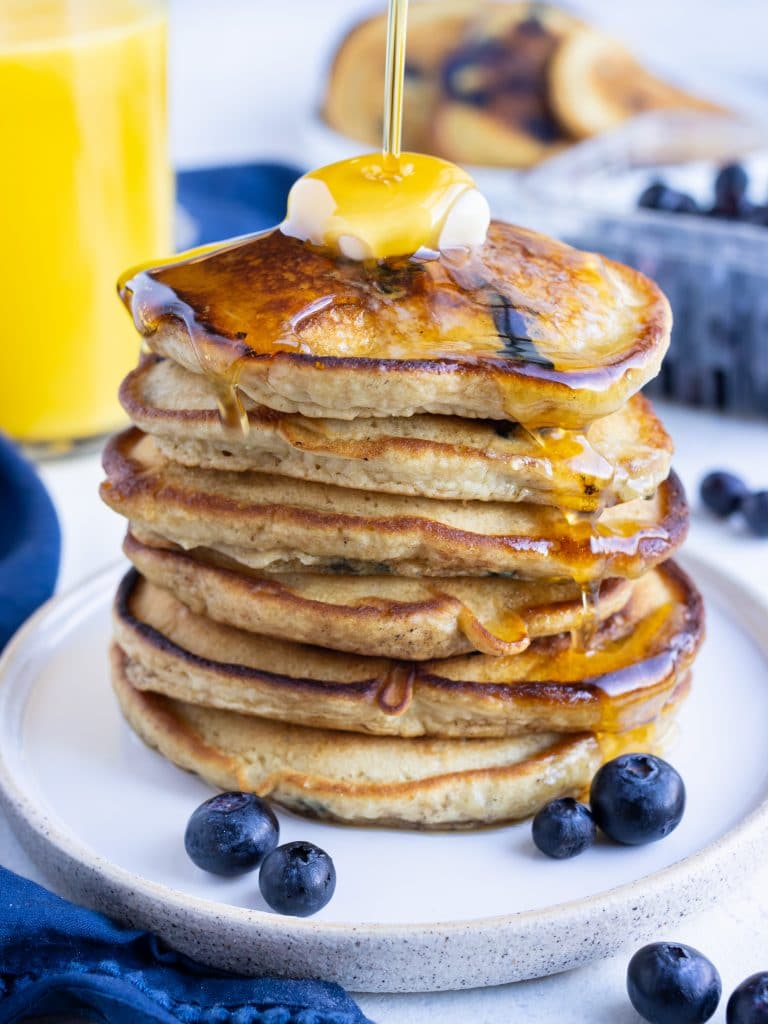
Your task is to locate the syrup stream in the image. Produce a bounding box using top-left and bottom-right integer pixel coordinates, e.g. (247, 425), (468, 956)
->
(382, 0), (409, 161)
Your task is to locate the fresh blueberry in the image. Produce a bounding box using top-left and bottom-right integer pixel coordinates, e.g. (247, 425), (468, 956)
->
(638, 182), (698, 214)
(715, 163), (749, 205)
(627, 942), (722, 1024)
(259, 841), (336, 917)
(727, 972), (768, 1022)
(590, 753), (685, 845)
(638, 182), (668, 210)
(742, 491), (768, 537)
(185, 792), (279, 876)
(700, 470), (749, 517)
(532, 798), (596, 859)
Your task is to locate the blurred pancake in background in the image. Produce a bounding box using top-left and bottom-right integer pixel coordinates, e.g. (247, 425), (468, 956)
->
(322, 0), (724, 167)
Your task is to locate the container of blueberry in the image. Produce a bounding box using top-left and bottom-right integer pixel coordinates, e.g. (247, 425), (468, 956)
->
(498, 148), (768, 417)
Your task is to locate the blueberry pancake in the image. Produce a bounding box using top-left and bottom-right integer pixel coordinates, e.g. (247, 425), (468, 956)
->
(322, 0), (479, 153)
(111, 644), (689, 830)
(101, 430), (688, 580)
(121, 356), (673, 511)
(120, 221), (672, 428)
(123, 531), (633, 660)
(112, 561), (703, 740)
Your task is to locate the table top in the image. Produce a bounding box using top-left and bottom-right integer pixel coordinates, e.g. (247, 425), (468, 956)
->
(0, 400), (763, 1021)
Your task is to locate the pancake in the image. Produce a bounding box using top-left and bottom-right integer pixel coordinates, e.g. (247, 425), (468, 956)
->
(121, 356), (673, 511)
(113, 561), (703, 739)
(112, 645), (688, 829)
(101, 430), (687, 580)
(323, 2), (580, 168)
(120, 221), (672, 428)
(549, 26), (724, 140)
(123, 532), (633, 660)
(428, 4), (579, 167)
(321, 0), (478, 153)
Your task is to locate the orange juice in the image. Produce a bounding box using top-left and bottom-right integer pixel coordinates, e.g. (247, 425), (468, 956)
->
(0, 0), (171, 446)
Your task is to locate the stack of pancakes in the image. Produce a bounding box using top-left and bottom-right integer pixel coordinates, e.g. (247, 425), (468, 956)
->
(101, 221), (703, 830)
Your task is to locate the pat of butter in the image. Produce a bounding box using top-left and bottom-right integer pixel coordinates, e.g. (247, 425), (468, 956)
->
(281, 153), (490, 260)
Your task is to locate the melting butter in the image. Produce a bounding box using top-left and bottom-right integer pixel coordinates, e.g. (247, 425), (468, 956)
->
(281, 153), (490, 260)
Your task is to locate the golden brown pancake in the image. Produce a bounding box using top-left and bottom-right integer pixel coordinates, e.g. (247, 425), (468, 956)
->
(120, 222), (672, 428)
(101, 430), (687, 580)
(121, 356), (673, 511)
(112, 645), (689, 829)
(123, 531), (633, 660)
(113, 561), (703, 739)
(549, 27), (724, 139)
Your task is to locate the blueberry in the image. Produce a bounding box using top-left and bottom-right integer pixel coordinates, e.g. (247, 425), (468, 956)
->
(532, 798), (596, 859)
(715, 163), (749, 204)
(185, 792), (279, 876)
(590, 753), (685, 845)
(627, 942), (722, 1024)
(727, 972), (768, 1022)
(700, 470), (749, 517)
(259, 841), (336, 917)
(638, 182), (698, 214)
(742, 491), (768, 537)
(638, 182), (668, 210)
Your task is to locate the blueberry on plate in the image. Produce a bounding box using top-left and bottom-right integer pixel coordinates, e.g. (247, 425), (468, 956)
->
(532, 798), (596, 859)
(627, 942), (721, 1024)
(742, 491), (768, 538)
(727, 972), (768, 1022)
(700, 470), (749, 517)
(185, 792), (279, 876)
(590, 753), (685, 845)
(259, 841), (336, 917)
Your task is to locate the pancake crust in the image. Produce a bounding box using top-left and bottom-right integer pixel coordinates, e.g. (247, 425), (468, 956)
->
(124, 531), (633, 659)
(100, 430), (688, 580)
(113, 562), (703, 739)
(121, 356), (673, 510)
(112, 646), (688, 829)
(121, 222), (672, 427)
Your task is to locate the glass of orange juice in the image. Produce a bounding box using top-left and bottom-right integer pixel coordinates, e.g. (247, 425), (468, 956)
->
(0, 0), (172, 453)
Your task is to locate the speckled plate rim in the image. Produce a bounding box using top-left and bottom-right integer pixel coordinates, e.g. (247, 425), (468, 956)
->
(0, 553), (766, 994)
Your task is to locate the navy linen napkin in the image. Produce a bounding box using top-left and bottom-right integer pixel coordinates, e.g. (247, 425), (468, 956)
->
(0, 433), (60, 651)
(176, 163), (303, 246)
(0, 866), (372, 1023)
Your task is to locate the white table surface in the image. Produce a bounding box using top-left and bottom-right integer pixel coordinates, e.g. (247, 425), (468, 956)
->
(5, 1), (768, 1018)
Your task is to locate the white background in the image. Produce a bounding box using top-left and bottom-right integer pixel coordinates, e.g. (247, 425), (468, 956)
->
(4, 2), (768, 1020)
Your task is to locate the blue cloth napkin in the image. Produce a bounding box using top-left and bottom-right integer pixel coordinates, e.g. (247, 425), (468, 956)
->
(0, 434), (60, 651)
(0, 866), (372, 1023)
(176, 163), (303, 247)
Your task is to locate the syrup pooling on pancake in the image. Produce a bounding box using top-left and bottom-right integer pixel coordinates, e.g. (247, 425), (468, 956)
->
(120, 223), (640, 373)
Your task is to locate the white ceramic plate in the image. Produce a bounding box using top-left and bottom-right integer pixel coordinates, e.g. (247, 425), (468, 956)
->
(0, 555), (767, 993)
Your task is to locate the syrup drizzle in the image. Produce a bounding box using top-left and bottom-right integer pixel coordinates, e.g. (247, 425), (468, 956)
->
(382, 0), (408, 160)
